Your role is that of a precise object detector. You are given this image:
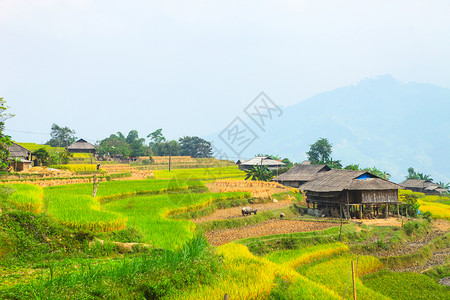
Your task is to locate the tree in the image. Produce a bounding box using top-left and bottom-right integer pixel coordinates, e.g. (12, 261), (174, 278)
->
(126, 130), (147, 158)
(244, 165), (273, 181)
(307, 138), (332, 164)
(362, 166), (391, 180)
(49, 150), (72, 165)
(326, 158), (343, 169)
(46, 123), (77, 147)
(152, 140), (180, 156)
(148, 129), (167, 155)
(406, 167), (433, 181)
(33, 148), (51, 166)
(436, 181), (450, 191)
(281, 158), (294, 168)
(345, 164), (360, 171)
(0, 98), (14, 169)
(97, 132), (131, 158)
(179, 136), (212, 158)
(148, 129), (166, 145)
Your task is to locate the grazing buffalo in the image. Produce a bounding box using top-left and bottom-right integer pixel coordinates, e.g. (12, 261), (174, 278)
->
(242, 207), (257, 216)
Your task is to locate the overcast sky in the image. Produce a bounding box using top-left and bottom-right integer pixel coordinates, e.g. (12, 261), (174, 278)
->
(1, 0), (449, 144)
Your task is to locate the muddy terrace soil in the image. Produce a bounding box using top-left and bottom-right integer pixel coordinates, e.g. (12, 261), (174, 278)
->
(205, 219), (338, 246)
(192, 201), (293, 223)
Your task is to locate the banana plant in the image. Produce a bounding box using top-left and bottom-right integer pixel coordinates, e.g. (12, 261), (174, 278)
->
(244, 165), (274, 181)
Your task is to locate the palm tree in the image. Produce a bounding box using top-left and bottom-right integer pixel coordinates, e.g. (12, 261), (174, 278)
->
(244, 165), (273, 181)
(436, 181), (450, 191)
(417, 173), (433, 181)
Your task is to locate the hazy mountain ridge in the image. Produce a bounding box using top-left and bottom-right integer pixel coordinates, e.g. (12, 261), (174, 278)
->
(210, 75), (450, 183)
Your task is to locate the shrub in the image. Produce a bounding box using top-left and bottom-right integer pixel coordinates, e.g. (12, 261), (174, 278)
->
(402, 194), (420, 217)
(422, 211), (433, 222)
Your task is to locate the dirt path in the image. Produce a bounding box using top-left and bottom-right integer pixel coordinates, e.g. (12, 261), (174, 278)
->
(193, 201), (293, 223)
(205, 219), (338, 246)
(358, 217), (403, 227)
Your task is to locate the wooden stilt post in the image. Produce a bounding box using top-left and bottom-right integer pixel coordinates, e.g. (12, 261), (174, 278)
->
(385, 204), (389, 219)
(359, 205), (363, 219)
(339, 205), (343, 241)
(396, 203), (400, 220)
(352, 260), (357, 300)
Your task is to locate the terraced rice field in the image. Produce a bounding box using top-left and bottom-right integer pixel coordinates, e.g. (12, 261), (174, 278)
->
(204, 219), (338, 246)
(192, 200), (293, 223)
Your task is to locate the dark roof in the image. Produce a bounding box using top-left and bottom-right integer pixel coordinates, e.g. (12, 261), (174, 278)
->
(400, 179), (445, 192)
(272, 163), (330, 182)
(300, 169), (402, 192)
(399, 179), (430, 189)
(67, 139), (95, 150)
(238, 156), (285, 167)
(8, 143), (31, 159)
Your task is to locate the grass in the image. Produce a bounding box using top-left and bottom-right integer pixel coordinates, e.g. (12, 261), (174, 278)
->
(43, 180), (207, 233)
(265, 242), (349, 269)
(239, 223), (357, 255)
(174, 243), (339, 300)
(297, 254), (387, 299)
(45, 188), (127, 232)
(422, 263), (450, 283)
(152, 166), (246, 181)
(399, 189), (450, 220)
(418, 200), (450, 220)
(1, 236), (222, 299)
(362, 269), (450, 300)
(50, 164), (98, 172)
(1, 184), (44, 213)
(45, 179), (206, 203)
(103, 192), (248, 249)
(380, 231), (450, 268)
(16, 143), (65, 153)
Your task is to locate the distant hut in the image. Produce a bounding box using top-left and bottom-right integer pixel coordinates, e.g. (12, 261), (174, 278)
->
(237, 156), (285, 171)
(272, 161), (330, 188)
(7, 143), (33, 171)
(300, 169), (402, 219)
(400, 179), (447, 195)
(67, 139), (96, 154)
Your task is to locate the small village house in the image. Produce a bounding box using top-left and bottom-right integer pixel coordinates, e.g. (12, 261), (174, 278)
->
(67, 138), (96, 154)
(300, 169), (402, 219)
(7, 143), (33, 171)
(272, 161), (330, 188)
(399, 179), (447, 195)
(236, 156), (285, 171)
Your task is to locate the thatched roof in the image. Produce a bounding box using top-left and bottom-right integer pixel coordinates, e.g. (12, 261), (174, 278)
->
(300, 169), (402, 192)
(399, 179), (430, 189)
(67, 139), (95, 150)
(400, 179), (445, 192)
(8, 143), (31, 159)
(273, 163), (330, 182)
(238, 156), (285, 167)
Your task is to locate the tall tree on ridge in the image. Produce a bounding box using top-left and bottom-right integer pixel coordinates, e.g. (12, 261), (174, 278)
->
(46, 123), (77, 147)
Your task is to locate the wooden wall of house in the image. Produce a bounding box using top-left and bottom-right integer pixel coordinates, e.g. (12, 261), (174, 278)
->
(306, 189), (399, 205)
(305, 191), (344, 204)
(360, 190), (398, 203)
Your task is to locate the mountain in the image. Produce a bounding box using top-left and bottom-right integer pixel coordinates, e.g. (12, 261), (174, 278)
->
(209, 75), (450, 183)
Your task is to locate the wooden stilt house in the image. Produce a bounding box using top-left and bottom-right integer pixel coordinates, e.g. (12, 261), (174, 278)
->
(7, 143), (33, 171)
(272, 161), (330, 188)
(237, 156), (285, 171)
(67, 139), (96, 154)
(400, 179), (447, 195)
(300, 169), (402, 219)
